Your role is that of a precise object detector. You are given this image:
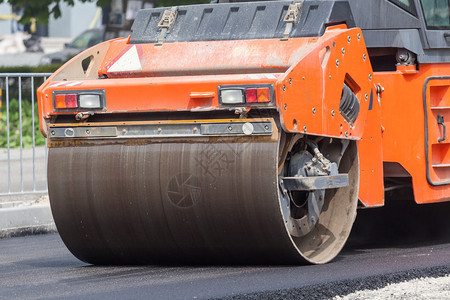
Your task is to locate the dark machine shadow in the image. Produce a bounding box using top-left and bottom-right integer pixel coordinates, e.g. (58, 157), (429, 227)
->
(345, 197), (450, 252)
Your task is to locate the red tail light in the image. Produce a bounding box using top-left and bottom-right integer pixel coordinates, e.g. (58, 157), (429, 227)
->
(219, 85), (274, 106)
(256, 88), (270, 103)
(53, 90), (106, 111)
(245, 89), (258, 103)
(245, 88), (270, 103)
(55, 94), (78, 109)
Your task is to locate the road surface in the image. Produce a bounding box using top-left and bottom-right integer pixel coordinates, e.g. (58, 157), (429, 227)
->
(1, 201), (450, 299)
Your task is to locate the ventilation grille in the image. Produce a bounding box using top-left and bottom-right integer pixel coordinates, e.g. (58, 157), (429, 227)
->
(339, 83), (360, 124)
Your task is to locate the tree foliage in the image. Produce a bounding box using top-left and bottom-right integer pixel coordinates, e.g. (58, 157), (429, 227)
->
(0, 0), (110, 24)
(0, 0), (208, 24)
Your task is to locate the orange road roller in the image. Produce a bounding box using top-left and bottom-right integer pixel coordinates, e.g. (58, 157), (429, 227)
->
(37, 0), (450, 264)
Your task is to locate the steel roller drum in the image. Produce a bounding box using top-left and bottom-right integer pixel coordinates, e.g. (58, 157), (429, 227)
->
(48, 133), (358, 264)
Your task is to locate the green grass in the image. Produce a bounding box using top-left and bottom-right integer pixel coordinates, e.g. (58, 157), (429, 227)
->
(0, 98), (46, 148)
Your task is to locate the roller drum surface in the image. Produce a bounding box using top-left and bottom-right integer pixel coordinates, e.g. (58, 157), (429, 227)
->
(48, 136), (358, 264)
(49, 140), (302, 264)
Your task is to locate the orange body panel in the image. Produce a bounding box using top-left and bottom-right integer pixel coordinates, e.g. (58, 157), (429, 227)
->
(39, 74), (280, 116)
(278, 28), (373, 140)
(358, 81), (384, 207)
(376, 64), (450, 204)
(273, 27), (383, 207)
(38, 36), (325, 130)
(40, 27), (371, 139)
(100, 38), (312, 77)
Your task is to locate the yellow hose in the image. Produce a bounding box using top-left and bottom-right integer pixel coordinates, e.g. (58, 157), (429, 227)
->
(89, 8), (102, 29)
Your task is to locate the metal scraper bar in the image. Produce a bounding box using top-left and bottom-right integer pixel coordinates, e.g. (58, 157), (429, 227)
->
(280, 174), (349, 191)
(48, 121), (273, 139)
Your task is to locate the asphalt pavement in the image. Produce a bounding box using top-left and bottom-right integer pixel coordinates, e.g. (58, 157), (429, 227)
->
(0, 201), (450, 299)
(0, 232), (449, 299)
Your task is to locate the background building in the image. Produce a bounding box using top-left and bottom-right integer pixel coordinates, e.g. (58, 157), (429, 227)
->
(0, 0), (101, 39)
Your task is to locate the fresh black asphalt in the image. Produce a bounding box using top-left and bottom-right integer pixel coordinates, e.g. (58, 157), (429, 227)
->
(1, 200), (450, 299)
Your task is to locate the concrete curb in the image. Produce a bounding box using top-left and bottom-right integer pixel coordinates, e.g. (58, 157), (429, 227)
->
(0, 196), (56, 239)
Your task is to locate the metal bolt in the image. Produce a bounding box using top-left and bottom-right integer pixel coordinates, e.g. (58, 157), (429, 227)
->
(357, 33), (361, 40)
(289, 78), (292, 84)
(158, 127), (162, 133)
(228, 126), (233, 131)
(85, 129), (90, 135)
(345, 131), (349, 137)
(333, 41), (336, 47)
(341, 47), (345, 54)
(51, 130), (55, 136)
(64, 128), (74, 137)
(264, 125), (269, 130)
(363, 53), (366, 60)
(369, 73), (372, 81)
(283, 85), (286, 91)
(347, 35), (351, 42)
(312, 107), (316, 114)
(284, 104), (287, 110)
(242, 122), (254, 135)
(303, 125), (307, 132)
(302, 76), (305, 80)
(365, 93), (368, 100)
(331, 110), (335, 116)
(193, 127), (198, 133)
(329, 75), (332, 79)
(336, 59), (339, 67)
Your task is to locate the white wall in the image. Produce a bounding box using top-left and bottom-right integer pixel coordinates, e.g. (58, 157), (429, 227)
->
(49, 0), (101, 38)
(0, 3), (14, 36)
(0, 1), (101, 39)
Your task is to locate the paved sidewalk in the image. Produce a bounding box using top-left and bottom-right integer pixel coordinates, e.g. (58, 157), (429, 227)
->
(0, 194), (56, 238)
(0, 146), (55, 238)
